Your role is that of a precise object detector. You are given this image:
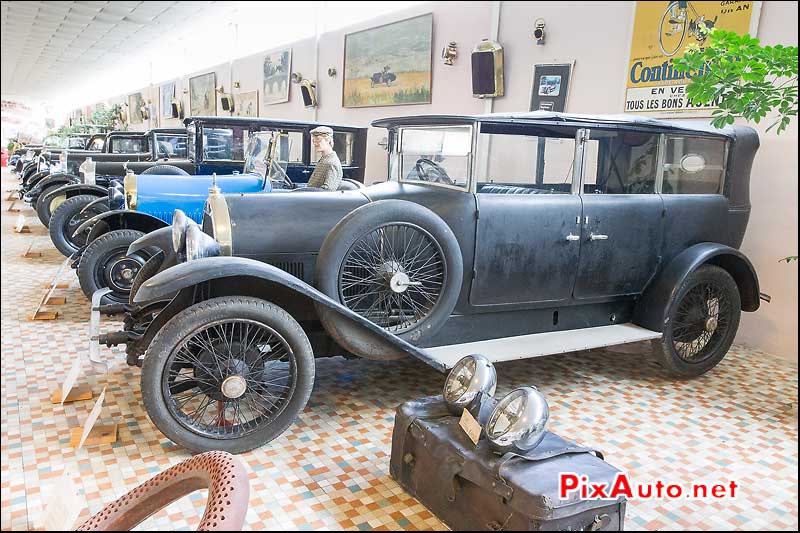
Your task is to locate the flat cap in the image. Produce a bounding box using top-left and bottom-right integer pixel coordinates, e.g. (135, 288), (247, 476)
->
(310, 125), (333, 136)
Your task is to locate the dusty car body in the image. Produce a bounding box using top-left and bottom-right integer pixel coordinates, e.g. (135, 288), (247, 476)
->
(93, 111), (763, 453)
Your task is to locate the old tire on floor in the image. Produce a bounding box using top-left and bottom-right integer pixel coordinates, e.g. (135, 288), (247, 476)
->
(652, 264), (741, 378)
(78, 229), (150, 304)
(141, 296), (315, 453)
(315, 199), (462, 359)
(48, 194), (107, 257)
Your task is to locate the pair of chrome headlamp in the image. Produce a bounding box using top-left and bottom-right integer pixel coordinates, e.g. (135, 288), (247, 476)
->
(171, 209), (220, 262)
(443, 354), (549, 454)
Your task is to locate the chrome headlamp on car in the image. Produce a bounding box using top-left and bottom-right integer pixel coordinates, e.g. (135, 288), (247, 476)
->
(108, 181), (125, 211)
(185, 223), (221, 261)
(172, 209), (189, 254)
(443, 354), (497, 423)
(123, 169), (137, 210)
(204, 186), (233, 256)
(485, 386), (549, 454)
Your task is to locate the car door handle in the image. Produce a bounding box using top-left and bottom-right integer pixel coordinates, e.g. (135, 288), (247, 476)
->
(589, 233), (609, 241)
(565, 233), (580, 242)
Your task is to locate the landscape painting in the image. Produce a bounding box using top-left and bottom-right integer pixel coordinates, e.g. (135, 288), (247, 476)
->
(343, 13), (433, 108)
(190, 72), (216, 116)
(234, 91), (259, 117)
(263, 48), (291, 106)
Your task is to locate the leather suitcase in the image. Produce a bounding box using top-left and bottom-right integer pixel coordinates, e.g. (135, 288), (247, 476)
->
(390, 396), (626, 531)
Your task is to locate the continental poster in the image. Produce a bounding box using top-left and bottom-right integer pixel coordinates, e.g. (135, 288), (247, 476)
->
(625, 1), (760, 117)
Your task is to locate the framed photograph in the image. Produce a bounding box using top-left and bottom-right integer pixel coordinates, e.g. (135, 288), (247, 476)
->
(160, 81), (175, 118)
(189, 72), (217, 116)
(128, 92), (145, 123)
(263, 48), (291, 106)
(529, 63), (573, 112)
(234, 91), (259, 117)
(343, 13), (433, 108)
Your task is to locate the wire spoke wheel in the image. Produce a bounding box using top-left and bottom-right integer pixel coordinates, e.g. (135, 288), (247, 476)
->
(338, 223), (446, 334)
(163, 318), (297, 440)
(671, 280), (732, 364)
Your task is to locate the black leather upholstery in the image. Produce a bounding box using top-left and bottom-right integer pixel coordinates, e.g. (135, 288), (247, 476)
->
(479, 184), (543, 195)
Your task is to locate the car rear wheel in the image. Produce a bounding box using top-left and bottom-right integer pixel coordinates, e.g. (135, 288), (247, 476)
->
(48, 194), (108, 257)
(77, 229), (150, 304)
(141, 296), (314, 453)
(652, 265), (741, 378)
(315, 200), (463, 359)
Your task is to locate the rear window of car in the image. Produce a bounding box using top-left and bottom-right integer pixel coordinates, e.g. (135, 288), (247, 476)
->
(662, 136), (727, 194)
(155, 133), (188, 159)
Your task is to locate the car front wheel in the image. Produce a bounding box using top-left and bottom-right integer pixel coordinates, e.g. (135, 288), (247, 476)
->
(141, 296), (315, 453)
(77, 229), (150, 304)
(48, 194), (108, 257)
(653, 265), (741, 378)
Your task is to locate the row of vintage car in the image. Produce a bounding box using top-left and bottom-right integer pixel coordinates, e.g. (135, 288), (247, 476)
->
(12, 111), (766, 453)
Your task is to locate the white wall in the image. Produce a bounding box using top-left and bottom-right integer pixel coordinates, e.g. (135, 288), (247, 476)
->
(97, 1), (797, 363)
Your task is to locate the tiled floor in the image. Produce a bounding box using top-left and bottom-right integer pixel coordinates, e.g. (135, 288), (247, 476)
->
(1, 167), (797, 531)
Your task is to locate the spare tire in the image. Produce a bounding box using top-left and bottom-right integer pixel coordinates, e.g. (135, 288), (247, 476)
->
(140, 165), (190, 176)
(315, 200), (463, 360)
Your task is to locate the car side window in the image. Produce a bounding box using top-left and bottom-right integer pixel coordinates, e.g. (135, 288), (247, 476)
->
(397, 126), (472, 188)
(475, 123), (576, 194)
(203, 126), (248, 161)
(110, 137), (147, 153)
(88, 138), (105, 151)
(582, 130), (659, 194)
(662, 136), (726, 194)
(279, 131), (303, 164)
(311, 131), (354, 166)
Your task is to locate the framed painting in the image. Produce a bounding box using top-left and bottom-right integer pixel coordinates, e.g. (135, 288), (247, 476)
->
(343, 13), (433, 108)
(128, 92), (145, 123)
(263, 48), (291, 106)
(234, 91), (259, 117)
(189, 72), (217, 116)
(160, 81), (175, 118)
(529, 62), (573, 112)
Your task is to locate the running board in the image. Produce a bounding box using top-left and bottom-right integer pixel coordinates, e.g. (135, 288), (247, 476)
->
(424, 323), (662, 369)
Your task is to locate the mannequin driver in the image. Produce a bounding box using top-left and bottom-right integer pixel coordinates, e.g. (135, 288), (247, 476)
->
(307, 126), (343, 190)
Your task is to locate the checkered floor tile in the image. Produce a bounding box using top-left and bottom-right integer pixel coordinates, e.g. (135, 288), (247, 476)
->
(1, 168), (797, 531)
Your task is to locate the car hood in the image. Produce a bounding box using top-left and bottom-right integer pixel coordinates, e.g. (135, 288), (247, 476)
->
(220, 189), (371, 256)
(138, 172), (267, 224)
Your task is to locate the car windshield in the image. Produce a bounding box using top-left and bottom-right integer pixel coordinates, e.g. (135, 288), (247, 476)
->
(67, 137), (88, 148)
(44, 135), (62, 147)
(243, 131), (291, 183)
(392, 125), (472, 188)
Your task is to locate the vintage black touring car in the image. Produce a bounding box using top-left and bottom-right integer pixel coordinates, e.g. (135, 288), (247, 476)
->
(95, 111), (764, 453)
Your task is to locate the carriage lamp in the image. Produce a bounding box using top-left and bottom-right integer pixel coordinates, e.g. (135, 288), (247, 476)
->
(443, 354), (497, 422)
(442, 41), (458, 65)
(486, 386), (549, 454)
(327, 67), (337, 78)
(185, 223), (221, 261)
(172, 209), (190, 253)
(290, 72), (303, 84)
(140, 103), (150, 121)
(533, 18), (546, 45)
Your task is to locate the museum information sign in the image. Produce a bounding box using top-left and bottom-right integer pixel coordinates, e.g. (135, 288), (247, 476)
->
(625, 1), (759, 117)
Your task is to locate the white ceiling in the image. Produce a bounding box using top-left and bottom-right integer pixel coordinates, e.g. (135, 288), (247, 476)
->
(0, 1), (235, 103)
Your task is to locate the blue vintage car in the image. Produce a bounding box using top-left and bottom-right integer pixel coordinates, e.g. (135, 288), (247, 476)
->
(67, 118), (367, 304)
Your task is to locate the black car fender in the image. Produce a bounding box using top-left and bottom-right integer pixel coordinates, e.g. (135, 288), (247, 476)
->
(23, 170), (52, 192)
(634, 242), (760, 331)
(133, 256), (447, 372)
(79, 196), (111, 216)
(40, 183), (107, 208)
(29, 173), (82, 197)
(76, 210), (169, 243)
(127, 226), (179, 270)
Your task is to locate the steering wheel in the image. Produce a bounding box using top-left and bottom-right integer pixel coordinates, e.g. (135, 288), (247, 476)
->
(414, 158), (454, 185)
(77, 451), (249, 531)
